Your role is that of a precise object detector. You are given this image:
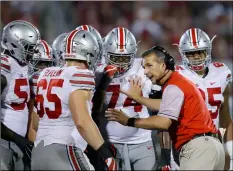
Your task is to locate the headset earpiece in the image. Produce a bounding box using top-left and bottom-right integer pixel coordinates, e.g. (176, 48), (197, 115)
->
(152, 46), (175, 70)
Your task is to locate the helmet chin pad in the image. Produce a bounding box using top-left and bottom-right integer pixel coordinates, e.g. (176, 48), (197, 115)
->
(189, 62), (205, 71)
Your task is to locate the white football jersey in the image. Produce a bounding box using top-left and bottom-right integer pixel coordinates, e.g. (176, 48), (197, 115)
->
(1, 54), (30, 136)
(35, 66), (95, 148)
(176, 62), (232, 129)
(96, 58), (153, 144)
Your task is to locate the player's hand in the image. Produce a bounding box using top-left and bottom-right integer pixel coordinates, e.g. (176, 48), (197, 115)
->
(156, 165), (171, 171)
(108, 143), (117, 158)
(120, 76), (143, 101)
(104, 157), (117, 171)
(105, 109), (129, 126)
(104, 65), (118, 78)
(98, 65), (117, 91)
(161, 165), (171, 171)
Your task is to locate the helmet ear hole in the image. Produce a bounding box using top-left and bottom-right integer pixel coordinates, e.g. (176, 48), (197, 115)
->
(3, 38), (7, 43)
(88, 53), (94, 58)
(11, 43), (17, 48)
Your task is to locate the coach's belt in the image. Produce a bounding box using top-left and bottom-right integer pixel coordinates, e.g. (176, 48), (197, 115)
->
(192, 132), (219, 140)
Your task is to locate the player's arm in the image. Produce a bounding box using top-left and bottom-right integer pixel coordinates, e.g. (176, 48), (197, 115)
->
(70, 89), (117, 170)
(157, 131), (172, 170)
(1, 56), (11, 94)
(70, 89), (104, 150)
(1, 75), (7, 94)
(92, 65), (117, 114)
(27, 75), (39, 141)
(27, 98), (38, 142)
(219, 83), (233, 170)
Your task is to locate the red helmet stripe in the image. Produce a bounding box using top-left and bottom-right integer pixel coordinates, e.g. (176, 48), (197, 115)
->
(191, 28), (198, 47)
(41, 40), (51, 58)
(66, 29), (80, 54)
(119, 27), (124, 50)
(82, 25), (89, 31)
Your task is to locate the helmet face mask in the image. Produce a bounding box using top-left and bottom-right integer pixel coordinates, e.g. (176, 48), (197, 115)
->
(1, 20), (41, 66)
(31, 40), (53, 72)
(183, 49), (209, 71)
(53, 50), (65, 67)
(52, 33), (68, 67)
(106, 53), (135, 77)
(104, 27), (137, 77)
(178, 28), (214, 72)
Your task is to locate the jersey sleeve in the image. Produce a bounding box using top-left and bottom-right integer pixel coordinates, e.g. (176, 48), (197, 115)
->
(157, 85), (184, 120)
(69, 69), (95, 93)
(225, 66), (232, 83)
(1, 56), (11, 76)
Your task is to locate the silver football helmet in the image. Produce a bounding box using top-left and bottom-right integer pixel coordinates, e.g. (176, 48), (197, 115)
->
(63, 29), (99, 70)
(52, 33), (68, 67)
(176, 28), (216, 71)
(1, 20), (41, 65)
(76, 25), (103, 60)
(104, 27), (137, 77)
(32, 40), (53, 72)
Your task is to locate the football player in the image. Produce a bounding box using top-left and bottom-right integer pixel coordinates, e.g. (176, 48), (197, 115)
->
(28, 40), (54, 142)
(1, 20), (40, 170)
(31, 30), (117, 170)
(173, 28), (233, 170)
(97, 27), (157, 170)
(75, 24), (118, 170)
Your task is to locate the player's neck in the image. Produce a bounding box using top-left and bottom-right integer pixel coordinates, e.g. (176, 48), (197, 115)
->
(195, 68), (209, 78)
(66, 61), (88, 69)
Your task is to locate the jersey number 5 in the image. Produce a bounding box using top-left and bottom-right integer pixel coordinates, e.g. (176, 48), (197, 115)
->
(10, 78), (28, 110)
(107, 85), (142, 112)
(36, 79), (64, 119)
(198, 87), (222, 119)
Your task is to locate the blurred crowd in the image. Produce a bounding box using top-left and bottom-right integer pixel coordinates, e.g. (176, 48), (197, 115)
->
(1, 1), (232, 66)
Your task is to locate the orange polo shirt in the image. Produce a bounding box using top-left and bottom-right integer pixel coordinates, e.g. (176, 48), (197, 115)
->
(158, 71), (217, 150)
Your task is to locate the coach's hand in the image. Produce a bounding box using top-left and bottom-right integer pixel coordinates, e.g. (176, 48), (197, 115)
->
(105, 109), (129, 126)
(120, 76), (143, 101)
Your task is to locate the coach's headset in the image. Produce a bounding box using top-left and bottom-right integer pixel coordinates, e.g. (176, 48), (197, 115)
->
(147, 46), (175, 84)
(151, 46), (175, 71)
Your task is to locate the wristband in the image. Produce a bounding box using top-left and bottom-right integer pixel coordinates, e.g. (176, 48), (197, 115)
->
(127, 118), (136, 127)
(96, 142), (113, 160)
